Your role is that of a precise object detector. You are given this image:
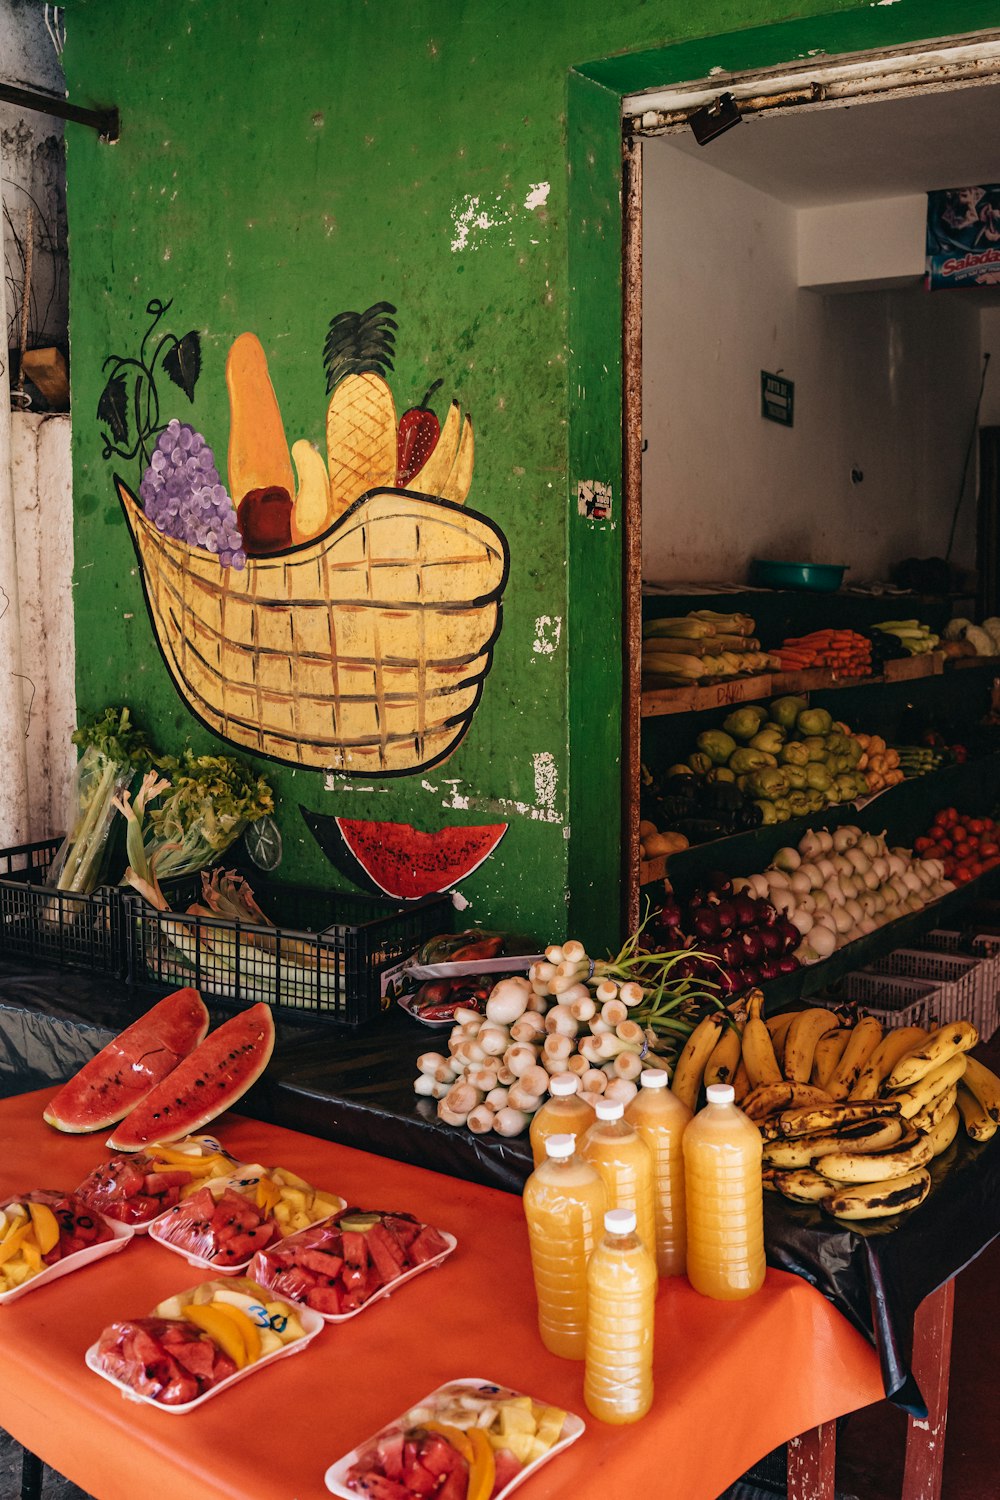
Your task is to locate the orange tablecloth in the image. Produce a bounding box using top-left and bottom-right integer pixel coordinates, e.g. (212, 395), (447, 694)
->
(0, 1089), (884, 1500)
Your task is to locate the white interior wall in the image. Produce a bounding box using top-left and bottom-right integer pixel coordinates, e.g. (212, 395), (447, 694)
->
(642, 142), (981, 584)
(797, 195), (926, 292)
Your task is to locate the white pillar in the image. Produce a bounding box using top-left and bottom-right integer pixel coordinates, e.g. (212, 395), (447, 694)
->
(0, 165), (33, 846)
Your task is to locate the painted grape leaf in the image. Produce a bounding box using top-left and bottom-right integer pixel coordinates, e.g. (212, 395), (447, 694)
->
(162, 330), (202, 402)
(97, 372), (129, 444)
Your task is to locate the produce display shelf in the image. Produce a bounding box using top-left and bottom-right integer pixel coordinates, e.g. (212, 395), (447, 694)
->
(949, 654), (1000, 671)
(641, 654), (945, 717)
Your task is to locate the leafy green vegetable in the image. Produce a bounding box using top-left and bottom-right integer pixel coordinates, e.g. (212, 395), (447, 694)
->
(49, 707), (152, 895)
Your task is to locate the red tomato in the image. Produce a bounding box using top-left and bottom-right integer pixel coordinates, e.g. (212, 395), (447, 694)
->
(982, 843), (1000, 858)
(939, 807), (959, 827)
(969, 861), (984, 879)
(953, 867), (974, 884)
(968, 819), (986, 836)
(951, 824), (967, 844)
(953, 841), (973, 861)
(914, 836), (933, 853)
(938, 837), (954, 853)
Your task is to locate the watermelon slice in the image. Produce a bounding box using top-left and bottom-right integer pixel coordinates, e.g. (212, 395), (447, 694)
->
(106, 1003), (275, 1151)
(301, 810), (507, 899)
(43, 987), (210, 1134)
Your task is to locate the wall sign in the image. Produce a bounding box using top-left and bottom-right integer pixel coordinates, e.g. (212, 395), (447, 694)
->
(761, 371), (794, 427)
(926, 185), (1000, 289)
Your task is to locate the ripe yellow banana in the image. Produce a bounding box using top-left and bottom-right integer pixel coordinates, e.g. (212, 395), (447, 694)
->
(671, 1012), (727, 1112)
(813, 1130), (933, 1184)
(909, 1085), (959, 1136)
(886, 1020), (979, 1091)
(732, 1058), (750, 1103)
(782, 1008), (840, 1084)
(811, 1030), (850, 1091)
(765, 1011), (796, 1054)
(704, 1021), (743, 1088)
(891, 1052), (968, 1120)
(761, 1165), (781, 1193)
(923, 1104), (960, 1158)
(761, 1099), (900, 1141)
(823, 1167), (931, 1220)
(850, 1026), (927, 1101)
(743, 1081), (831, 1123)
(828, 1017), (884, 1100)
(742, 1016), (783, 1089)
(956, 1081), (998, 1142)
(762, 1114), (904, 1169)
(774, 1168), (837, 1205)
(959, 1054), (1000, 1123)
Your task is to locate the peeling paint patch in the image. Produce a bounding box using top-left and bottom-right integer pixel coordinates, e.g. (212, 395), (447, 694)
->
(533, 752), (557, 812)
(532, 616), (562, 656)
(322, 773), (388, 792)
(524, 181), (550, 211)
(420, 779), (439, 793)
(451, 193), (512, 252)
(577, 479), (612, 521)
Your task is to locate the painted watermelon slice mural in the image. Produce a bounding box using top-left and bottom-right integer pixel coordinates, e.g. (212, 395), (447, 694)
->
(301, 809), (507, 900)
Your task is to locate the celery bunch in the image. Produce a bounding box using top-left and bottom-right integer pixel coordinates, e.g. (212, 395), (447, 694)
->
(48, 707), (151, 895)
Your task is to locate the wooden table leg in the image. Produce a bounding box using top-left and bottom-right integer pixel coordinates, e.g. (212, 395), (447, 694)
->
(786, 1421), (837, 1500)
(20, 1447), (42, 1500)
(902, 1279), (955, 1500)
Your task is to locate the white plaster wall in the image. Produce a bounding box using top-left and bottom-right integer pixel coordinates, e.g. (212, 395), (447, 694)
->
(642, 142), (981, 584)
(798, 195), (926, 292)
(981, 307), (1000, 428)
(10, 410), (74, 839)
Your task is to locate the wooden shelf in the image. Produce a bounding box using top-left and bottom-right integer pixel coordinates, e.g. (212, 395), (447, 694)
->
(949, 654), (1000, 672)
(640, 653), (948, 717)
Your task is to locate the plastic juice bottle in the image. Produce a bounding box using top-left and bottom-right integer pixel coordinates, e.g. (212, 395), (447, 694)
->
(584, 1208), (657, 1424)
(580, 1098), (657, 1259)
(625, 1067), (692, 1277)
(683, 1082), (765, 1301)
(522, 1133), (607, 1359)
(529, 1074), (594, 1165)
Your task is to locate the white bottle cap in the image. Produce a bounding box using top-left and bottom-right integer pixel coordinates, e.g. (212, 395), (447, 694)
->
(605, 1208), (636, 1235)
(640, 1068), (667, 1088)
(595, 1099), (624, 1121)
(545, 1134), (576, 1159)
(706, 1083), (735, 1105)
(549, 1074), (580, 1097)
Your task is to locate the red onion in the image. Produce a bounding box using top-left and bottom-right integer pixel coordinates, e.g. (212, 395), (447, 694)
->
(777, 955), (800, 974)
(759, 926), (782, 955)
(759, 958), (783, 982)
(714, 900), (736, 934)
(732, 894), (757, 928)
(740, 930), (764, 964)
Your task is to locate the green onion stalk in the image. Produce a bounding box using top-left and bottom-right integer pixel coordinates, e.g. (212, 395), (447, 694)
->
(48, 707), (151, 895)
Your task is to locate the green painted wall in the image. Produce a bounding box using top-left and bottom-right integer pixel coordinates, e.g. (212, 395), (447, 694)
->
(64, 0), (1000, 949)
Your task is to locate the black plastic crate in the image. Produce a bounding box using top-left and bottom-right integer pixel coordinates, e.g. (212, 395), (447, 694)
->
(0, 837), (124, 976)
(125, 869), (451, 1025)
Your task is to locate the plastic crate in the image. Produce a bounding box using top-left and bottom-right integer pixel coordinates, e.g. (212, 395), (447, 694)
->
(0, 837), (123, 976)
(125, 873), (451, 1025)
(832, 970), (944, 1030)
(867, 939), (1000, 1037)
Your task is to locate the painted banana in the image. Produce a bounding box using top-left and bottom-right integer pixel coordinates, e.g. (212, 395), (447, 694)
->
(828, 1016), (883, 1100)
(782, 1008), (840, 1084)
(959, 1054), (1000, 1123)
(811, 1030), (850, 1092)
(891, 1052), (968, 1120)
(742, 1016), (783, 1089)
(813, 1129), (933, 1184)
(850, 1026), (927, 1100)
(923, 1104), (961, 1158)
(671, 1012), (727, 1112)
(886, 1020), (979, 1091)
(762, 1114), (904, 1169)
(956, 1081), (998, 1142)
(909, 1085), (959, 1136)
(743, 1081), (831, 1123)
(762, 1099), (900, 1141)
(704, 1020), (743, 1088)
(774, 1168), (837, 1205)
(823, 1167), (931, 1220)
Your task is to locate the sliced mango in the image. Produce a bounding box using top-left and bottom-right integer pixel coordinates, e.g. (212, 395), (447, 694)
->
(467, 1426), (496, 1500)
(0, 1224), (33, 1265)
(183, 1303), (247, 1368)
(423, 1422), (475, 1466)
(209, 1300), (261, 1364)
(27, 1202), (59, 1257)
(255, 1178), (282, 1215)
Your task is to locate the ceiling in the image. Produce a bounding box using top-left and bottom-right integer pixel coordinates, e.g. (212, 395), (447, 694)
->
(657, 79), (1000, 208)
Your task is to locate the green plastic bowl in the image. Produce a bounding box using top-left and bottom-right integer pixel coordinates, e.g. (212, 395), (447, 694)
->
(750, 559), (847, 592)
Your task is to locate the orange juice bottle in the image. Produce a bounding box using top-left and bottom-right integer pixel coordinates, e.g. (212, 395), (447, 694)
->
(625, 1067), (692, 1276)
(530, 1074), (594, 1165)
(522, 1133), (607, 1359)
(584, 1208), (657, 1424)
(580, 1098), (656, 1259)
(683, 1082), (765, 1301)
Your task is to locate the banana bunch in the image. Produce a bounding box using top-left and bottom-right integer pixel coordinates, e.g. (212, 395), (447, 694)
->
(755, 1010), (1000, 1220)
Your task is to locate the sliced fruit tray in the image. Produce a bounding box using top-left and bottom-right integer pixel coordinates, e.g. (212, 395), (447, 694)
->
(251, 1207), (456, 1321)
(86, 1277), (322, 1412)
(324, 1378), (585, 1500)
(0, 1192), (132, 1304)
(73, 1136), (238, 1232)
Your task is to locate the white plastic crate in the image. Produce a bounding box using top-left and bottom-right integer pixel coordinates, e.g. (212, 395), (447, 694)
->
(863, 950), (981, 1025)
(833, 972), (944, 1030)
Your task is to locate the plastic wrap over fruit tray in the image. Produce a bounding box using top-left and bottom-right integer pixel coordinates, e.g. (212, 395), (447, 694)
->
(86, 1278), (323, 1413)
(0, 1192), (132, 1304)
(325, 1377), (585, 1499)
(250, 1207), (456, 1322)
(147, 1164), (345, 1274)
(73, 1136), (238, 1234)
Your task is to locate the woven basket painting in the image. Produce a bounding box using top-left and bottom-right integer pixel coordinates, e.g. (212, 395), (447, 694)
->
(117, 477), (509, 776)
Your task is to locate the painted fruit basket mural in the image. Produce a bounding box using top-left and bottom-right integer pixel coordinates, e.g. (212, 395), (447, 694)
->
(102, 300), (509, 778)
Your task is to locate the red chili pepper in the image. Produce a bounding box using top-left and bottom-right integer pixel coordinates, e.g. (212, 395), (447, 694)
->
(396, 379), (443, 485)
